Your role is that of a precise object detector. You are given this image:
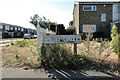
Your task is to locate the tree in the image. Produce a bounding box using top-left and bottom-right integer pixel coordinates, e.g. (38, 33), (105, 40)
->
(110, 25), (120, 58)
(30, 14), (50, 29)
(66, 25), (76, 35)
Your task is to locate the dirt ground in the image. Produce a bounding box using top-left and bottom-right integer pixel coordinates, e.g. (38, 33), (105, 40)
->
(77, 41), (119, 64)
(2, 40), (40, 68)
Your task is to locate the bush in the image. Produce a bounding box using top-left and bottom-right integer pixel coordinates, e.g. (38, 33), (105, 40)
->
(66, 26), (76, 35)
(111, 25), (120, 58)
(16, 40), (28, 47)
(40, 44), (89, 69)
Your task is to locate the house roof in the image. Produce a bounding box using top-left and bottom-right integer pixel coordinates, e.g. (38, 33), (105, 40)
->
(0, 22), (24, 28)
(75, 1), (120, 4)
(0, 22), (36, 30)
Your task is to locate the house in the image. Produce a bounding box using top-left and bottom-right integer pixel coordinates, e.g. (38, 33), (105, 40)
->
(0, 22), (36, 39)
(73, 1), (120, 38)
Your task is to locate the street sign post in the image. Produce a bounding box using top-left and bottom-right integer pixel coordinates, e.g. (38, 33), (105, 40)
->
(37, 24), (81, 55)
(42, 35), (81, 44)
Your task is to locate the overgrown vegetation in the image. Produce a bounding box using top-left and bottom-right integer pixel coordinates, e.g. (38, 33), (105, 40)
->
(16, 40), (28, 47)
(110, 25), (120, 58)
(39, 44), (90, 70)
(66, 25), (76, 35)
(78, 33), (120, 74)
(2, 39), (40, 68)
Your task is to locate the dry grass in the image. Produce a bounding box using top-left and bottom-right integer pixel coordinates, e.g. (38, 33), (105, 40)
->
(77, 41), (119, 64)
(2, 39), (40, 68)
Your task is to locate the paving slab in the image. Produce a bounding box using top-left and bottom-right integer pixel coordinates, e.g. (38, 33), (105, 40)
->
(1, 67), (120, 80)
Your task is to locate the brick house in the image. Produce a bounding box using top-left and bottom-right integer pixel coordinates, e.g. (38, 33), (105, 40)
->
(0, 22), (36, 39)
(73, 1), (120, 38)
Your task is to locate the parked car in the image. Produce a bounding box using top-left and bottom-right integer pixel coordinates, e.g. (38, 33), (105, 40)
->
(23, 33), (33, 39)
(33, 34), (37, 38)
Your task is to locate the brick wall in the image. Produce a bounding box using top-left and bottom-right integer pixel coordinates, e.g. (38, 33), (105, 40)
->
(79, 4), (113, 38)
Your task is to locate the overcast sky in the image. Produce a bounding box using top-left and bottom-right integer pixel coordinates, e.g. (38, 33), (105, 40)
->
(0, 0), (119, 29)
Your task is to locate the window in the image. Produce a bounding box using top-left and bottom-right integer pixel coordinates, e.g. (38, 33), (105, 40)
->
(21, 28), (24, 31)
(0, 25), (3, 29)
(11, 27), (13, 30)
(18, 28), (20, 30)
(83, 24), (96, 33)
(118, 6), (120, 12)
(101, 13), (106, 22)
(83, 6), (96, 11)
(0, 25), (3, 31)
(5, 25), (10, 30)
(15, 27), (17, 30)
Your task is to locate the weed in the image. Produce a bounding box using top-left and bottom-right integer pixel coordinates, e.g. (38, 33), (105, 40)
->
(14, 49), (19, 60)
(16, 40), (28, 47)
(6, 44), (9, 47)
(11, 42), (14, 45)
(5, 59), (12, 63)
(39, 44), (89, 69)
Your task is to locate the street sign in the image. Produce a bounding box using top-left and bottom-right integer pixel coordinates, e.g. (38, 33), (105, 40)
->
(42, 35), (81, 44)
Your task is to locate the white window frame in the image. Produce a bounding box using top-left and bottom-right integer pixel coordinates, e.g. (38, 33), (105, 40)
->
(5, 25), (10, 30)
(83, 24), (96, 33)
(0, 25), (3, 29)
(118, 6), (120, 12)
(18, 28), (20, 30)
(101, 13), (106, 22)
(83, 6), (96, 11)
(15, 27), (17, 30)
(11, 27), (13, 30)
(21, 28), (24, 31)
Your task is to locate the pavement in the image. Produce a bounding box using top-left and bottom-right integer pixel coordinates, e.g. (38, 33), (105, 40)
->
(0, 39), (23, 47)
(0, 39), (23, 43)
(0, 67), (119, 80)
(2, 68), (48, 78)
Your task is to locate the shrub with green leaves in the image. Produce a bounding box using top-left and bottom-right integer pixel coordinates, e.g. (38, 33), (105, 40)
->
(16, 40), (28, 47)
(111, 25), (120, 58)
(40, 44), (89, 69)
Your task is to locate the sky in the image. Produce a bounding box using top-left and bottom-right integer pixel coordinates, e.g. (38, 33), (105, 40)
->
(0, 0), (119, 29)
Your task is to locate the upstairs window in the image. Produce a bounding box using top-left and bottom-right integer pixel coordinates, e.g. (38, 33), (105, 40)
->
(118, 6), (120, 12)
(101, 13), (106, 22)
(83, 6), (96, 11)
(11, 27), (13, 30)
(18, 28), (20, 31)
(15, 27), (17, 30)
(0, 25), (3, 29)
(21, 28), (24, 31)
(5, 25), (10, 30)
(0, 25), (3, 31)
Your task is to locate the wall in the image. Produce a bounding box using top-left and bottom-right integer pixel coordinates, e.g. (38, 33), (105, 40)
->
(112, 3), (120, 21)
(73, 3), (80, 34)
(79, 4), (113, 38)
